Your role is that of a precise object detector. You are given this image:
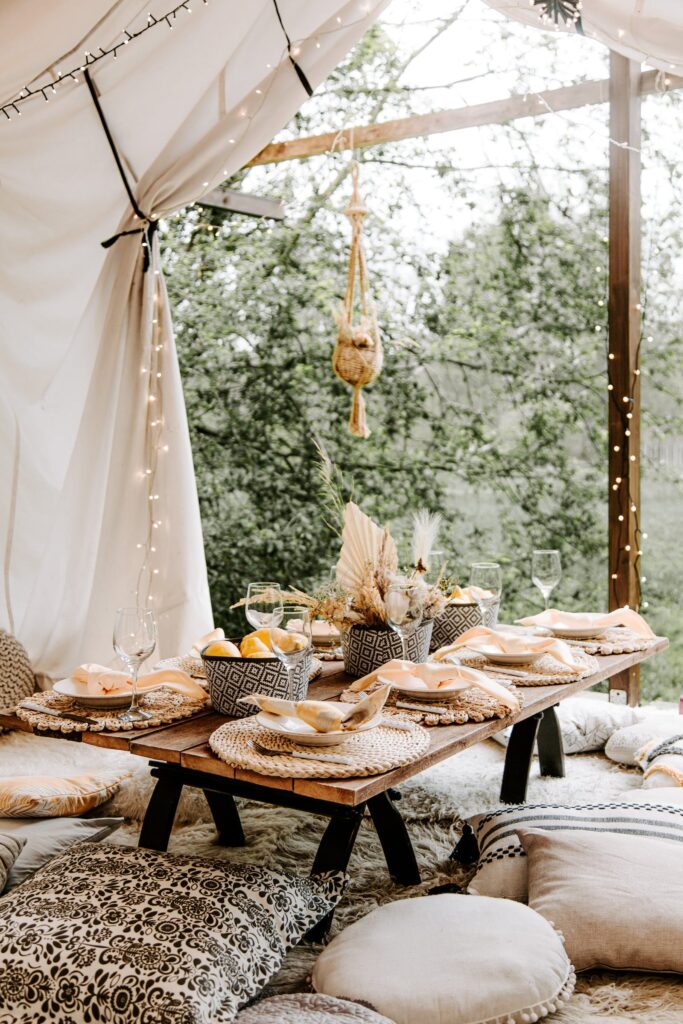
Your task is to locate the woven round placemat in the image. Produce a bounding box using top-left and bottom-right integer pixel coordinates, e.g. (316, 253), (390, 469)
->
(15, 688), (209, 733)
(454, 647), (599, 686)
(209, 717), (430, 779)
(340, 684), (522, 726)
(559, 627), (662, 656)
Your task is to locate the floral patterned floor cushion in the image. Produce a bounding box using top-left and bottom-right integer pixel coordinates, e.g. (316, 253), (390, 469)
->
(0, 842), (345, 1024)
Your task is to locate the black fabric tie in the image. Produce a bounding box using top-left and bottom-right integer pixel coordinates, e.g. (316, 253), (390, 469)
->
(85, 69), (157, 272)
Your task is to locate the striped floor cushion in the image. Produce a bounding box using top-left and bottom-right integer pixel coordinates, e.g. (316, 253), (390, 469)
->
(464, 800), (683, 902)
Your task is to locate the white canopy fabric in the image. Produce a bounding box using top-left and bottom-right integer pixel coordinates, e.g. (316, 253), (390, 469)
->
(0, 0), (386, 679)
(486, 1), (683, 76)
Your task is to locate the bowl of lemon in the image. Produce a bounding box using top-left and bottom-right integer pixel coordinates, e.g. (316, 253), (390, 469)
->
(201, 629), (312, 718)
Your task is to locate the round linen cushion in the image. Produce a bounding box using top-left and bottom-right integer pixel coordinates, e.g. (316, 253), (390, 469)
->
(312, 895), (575, 1024)
(236, 994), (396, 1023)
(0, 630), (35, 708)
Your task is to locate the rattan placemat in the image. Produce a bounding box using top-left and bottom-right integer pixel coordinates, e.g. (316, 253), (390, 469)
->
(340, 684), (522, 726)
(454, 648), (599, 686)
(209, 717), (430, 778)
(15, 689), (209, 733)
(560, 627), (663, 656)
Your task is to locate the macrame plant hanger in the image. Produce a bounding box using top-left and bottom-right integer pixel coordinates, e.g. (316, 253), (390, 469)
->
(333, 160), (383, 439)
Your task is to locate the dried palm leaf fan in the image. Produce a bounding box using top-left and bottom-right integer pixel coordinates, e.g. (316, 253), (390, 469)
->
(333, 161), (383, 438)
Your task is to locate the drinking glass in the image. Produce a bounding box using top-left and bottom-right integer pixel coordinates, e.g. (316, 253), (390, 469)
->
(245, 582), (283, 631)
(385, 582), (425, 662)
(113, 607), (156, 723)
(532, 549), (562, 610)
(270, 605), (312, 700)
(469, 563), (502, 626)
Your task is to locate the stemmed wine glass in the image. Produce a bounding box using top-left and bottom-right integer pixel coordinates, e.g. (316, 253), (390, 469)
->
(469, 563), (503, 627)
(113, 607), (157, 723)
(532, 549), (562, 610)
(270, 605), (312, 700)
(385, 582), (425, 662)
(245, 582), (283, 631)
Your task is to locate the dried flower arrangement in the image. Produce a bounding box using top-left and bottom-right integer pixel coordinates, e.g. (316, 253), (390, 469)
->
(280, 502), (447, 631)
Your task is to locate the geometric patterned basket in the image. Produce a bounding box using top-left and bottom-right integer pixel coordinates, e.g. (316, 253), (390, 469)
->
(429, 601), (499, 653)
(341, 621), (433, 678)
(201, 650), (312, 719)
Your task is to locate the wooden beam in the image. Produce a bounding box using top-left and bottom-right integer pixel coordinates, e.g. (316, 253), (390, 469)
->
(608, 52), (642, 706)
(246, 69), (682, 167)
(198, 188), (284, 219)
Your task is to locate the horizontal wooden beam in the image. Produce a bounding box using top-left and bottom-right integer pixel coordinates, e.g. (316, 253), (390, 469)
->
(247, 69), (683, 167)
(198, 188), (284, 219)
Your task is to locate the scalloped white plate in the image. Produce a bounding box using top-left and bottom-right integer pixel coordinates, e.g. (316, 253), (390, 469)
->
(255, 710), (382, 747)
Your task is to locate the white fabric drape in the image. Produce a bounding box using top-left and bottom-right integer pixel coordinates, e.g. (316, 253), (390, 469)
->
(485, 1), (683, 75)
(0, 0), (386, 679)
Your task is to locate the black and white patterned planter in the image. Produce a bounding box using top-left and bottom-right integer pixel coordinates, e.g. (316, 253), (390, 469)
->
(341, 621), (433, 678)
(202, 651), (312, 718)
(429, 601), (500, 653)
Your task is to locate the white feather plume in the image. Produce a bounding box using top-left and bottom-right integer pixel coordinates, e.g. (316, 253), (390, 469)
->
(412, 509), (442, 574)
(335, 502), (398, 591)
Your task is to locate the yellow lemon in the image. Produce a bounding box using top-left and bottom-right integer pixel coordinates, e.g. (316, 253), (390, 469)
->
(240, 635), (272, 659)
(272, 629), (306, 654)
(241, 629), (273, 650)
(204, 639), (241, 658)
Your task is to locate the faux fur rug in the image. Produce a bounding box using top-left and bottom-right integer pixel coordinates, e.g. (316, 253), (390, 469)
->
(1, 731), (681, 1022)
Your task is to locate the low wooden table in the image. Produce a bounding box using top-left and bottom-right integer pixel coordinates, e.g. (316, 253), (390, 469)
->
(0, 642), (667, 936)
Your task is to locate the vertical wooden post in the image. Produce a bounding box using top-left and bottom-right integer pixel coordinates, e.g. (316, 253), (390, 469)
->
(608, 52), (642, 705)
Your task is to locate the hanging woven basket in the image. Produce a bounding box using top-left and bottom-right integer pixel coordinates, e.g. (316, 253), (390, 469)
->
(332, 162), (383, 438)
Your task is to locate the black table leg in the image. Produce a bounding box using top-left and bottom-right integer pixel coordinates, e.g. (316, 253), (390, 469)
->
(537, 704), (565, 779)
(500, 712), (542, 804)
(203, 789), (245, 847)
(307, 807), (365, 942)
(368, 791), (421, 886)
(138, 770), (184, 851)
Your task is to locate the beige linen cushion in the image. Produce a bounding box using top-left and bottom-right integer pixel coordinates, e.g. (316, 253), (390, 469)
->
(625, 786), (683, 805)
(519, 827), (683, 973)
(0, 833), (25, 891)
(236, 994), (396, 1024)
(465, 800), (683, 901)
(312, 894), (575, 1024)
(0, 770), (129, 817)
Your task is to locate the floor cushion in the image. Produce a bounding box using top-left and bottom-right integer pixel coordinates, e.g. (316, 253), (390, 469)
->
(463, 800), (683, 901)
(520, 826), (683, 972)
(637, 734), (683, 789)
(0, 815), (123, 890)
(0, 770), (129, 817)
(623, 786), (683, 805)
(0, 841), (345, 1023)
(312, 894), (575, 1024)
(605, 712), (681, 765)
(0, 630), (35, 711)
(236, 994), (396, 1023)
(0, 832), (24, 890)
(493, 697), (640, 754)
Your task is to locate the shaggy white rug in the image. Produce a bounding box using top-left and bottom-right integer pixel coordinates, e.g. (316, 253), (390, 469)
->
(1, 730), (681, 1023)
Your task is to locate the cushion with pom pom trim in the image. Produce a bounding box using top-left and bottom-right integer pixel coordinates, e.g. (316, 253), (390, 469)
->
(312, 894), (574, 1024)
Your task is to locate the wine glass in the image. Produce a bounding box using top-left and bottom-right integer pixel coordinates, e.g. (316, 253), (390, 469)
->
(532, 549), (562, 610)
(469, 563), (502, 627)
(270, 605), (312, 700)
(245, 582), (283, 631)
(113, 607), (156, 723)
(385, 582), (425, 662)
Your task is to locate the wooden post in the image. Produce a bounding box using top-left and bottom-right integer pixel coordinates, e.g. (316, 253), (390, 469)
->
(608, 52), (642, 705)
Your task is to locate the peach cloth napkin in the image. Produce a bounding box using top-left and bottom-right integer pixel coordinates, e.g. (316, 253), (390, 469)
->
(349, 659), (519, 713)
(516, 608), (655, 639)
(72, 664), (206, 699)
(191, 628), (224, 656)
(448, 585), (493, 604)
(432, 626), (578, 668)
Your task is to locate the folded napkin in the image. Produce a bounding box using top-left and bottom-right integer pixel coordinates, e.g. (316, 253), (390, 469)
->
(191, 627), (225, 657)
(516, 608), (655, 639)
(448, 585), (493, 604)
(432, 626), (578, 668)
(349, 658), (519, 713)
(72, 664), (206, 700)
(240, 685), (390, 733)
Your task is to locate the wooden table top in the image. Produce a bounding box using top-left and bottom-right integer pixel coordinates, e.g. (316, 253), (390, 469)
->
(0, 640), (668, 807)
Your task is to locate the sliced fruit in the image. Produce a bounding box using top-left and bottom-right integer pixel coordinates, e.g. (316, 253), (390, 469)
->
(203, 639), (241, 658)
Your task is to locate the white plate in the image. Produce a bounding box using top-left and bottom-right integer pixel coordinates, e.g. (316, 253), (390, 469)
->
(547, 626), (607, 640)
(53, 677), (164, 709)
(470, 647), (542, 666)
(384, 678), (472, 701)
(255, 710), (382, 747)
